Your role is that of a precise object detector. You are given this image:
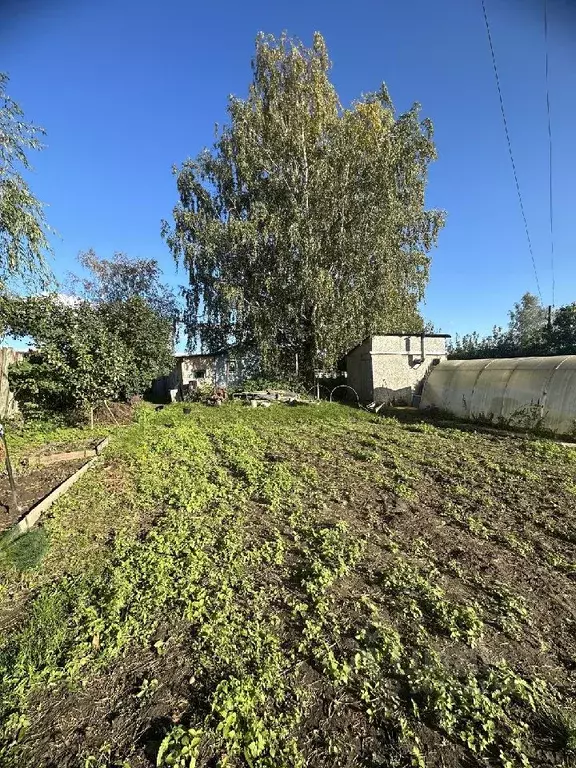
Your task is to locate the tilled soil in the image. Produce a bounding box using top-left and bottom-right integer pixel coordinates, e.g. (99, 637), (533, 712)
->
(0, 459), (88, 532)
(1, 404), (576, 768)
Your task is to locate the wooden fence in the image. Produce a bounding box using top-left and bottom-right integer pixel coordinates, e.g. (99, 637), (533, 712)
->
(0, 347), (25, 419)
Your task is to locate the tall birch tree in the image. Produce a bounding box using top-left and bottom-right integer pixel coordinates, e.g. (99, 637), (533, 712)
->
(163, 32), (444, 380)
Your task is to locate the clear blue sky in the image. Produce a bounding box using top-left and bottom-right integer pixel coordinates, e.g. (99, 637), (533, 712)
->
(2, 0), (575, 341)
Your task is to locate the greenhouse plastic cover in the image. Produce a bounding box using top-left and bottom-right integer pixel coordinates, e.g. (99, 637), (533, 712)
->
(420, 356), (576, 436)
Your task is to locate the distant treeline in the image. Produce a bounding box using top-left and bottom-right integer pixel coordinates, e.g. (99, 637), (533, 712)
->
(450, 292), (576, 359)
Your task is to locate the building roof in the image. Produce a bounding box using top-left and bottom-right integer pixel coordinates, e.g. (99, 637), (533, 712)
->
(344, 332), (451, 358)
(173, 352), (219, 359)
(174, 342), (245, 360)
(371, 333), (452, 338)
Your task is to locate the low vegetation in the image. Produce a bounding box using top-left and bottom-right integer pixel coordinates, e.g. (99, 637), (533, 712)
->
(1, 402), (576, 767)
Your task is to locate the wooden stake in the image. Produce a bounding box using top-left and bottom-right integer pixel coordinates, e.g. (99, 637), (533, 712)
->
(104, 400), (120, 425)
(0, 424), (20, 514)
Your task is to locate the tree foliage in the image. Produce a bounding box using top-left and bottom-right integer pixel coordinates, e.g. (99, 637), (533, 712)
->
(508, 292), (548, 347)
(450, 292), (576, 360)
(1, 253), (177, 418)
(98, 297), (175, 395)
(74, 251), (179, 394)
(546, 303), (576, 355)
(0, 72), (53, 290)
(73, 249), (179, 322)
(2, 296), (131, 418)
(163, 32), (444, 380)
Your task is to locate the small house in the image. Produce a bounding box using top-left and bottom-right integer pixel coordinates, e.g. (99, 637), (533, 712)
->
(151, 346), (251, 402)
(344, 333), (450, 405)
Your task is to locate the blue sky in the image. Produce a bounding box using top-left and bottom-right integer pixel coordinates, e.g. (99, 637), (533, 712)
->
(2, 0), (575, 343)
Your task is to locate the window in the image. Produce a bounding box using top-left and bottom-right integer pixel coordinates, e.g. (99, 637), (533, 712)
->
(405, 337), (411, 352)
(195, 370), (206, 379)
(229, 359), (237, 373)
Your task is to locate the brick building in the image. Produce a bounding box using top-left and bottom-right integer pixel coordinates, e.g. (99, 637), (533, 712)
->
(344, 333), (450, 405)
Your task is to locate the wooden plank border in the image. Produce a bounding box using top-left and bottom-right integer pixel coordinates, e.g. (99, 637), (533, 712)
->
(11, 435), (112, 537)
(27, 435), (111, 467)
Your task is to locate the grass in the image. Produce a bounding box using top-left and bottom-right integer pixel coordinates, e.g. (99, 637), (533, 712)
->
(0, 401), (575, 767)
(3, 417), (111, 462)
(0, 529), (50, 572)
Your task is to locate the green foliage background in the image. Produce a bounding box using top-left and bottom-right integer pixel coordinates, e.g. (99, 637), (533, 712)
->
(0, 252), (178, 418)
(451, 292), (576, 360)
(0, 73), (53, 291)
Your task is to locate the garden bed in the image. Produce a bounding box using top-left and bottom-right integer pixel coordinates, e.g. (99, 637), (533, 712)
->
(0, 459), (88, 532)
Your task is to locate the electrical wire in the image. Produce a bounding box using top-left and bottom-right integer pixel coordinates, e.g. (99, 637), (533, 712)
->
(480, 0), (543, 302)
(544, 0), (555, 306)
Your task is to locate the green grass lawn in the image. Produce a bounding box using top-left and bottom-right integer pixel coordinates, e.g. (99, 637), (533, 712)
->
(1, 402), (576, 768)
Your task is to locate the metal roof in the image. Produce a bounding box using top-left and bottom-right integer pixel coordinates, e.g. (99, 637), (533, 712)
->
(174, 342), (244, 359)
(370, 333), (451, 338)
(173, 352), (219, 359)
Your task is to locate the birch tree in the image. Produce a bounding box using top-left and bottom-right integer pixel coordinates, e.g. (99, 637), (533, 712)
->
(508, 292), (547, 347)
(163, 32), (444, 380)
(0, 73), (52, 290)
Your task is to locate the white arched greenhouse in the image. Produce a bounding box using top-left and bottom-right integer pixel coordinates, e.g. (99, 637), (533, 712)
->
(420, 356), (576, 436)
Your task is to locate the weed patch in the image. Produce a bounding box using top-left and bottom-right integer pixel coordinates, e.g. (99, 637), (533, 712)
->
(0, 403), (575, 767)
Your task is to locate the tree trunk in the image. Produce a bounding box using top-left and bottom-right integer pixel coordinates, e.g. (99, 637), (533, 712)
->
(300, 333), (318, 387)
(300, 303), (319, 386)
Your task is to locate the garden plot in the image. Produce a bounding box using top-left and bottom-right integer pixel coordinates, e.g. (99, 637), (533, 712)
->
(0, 402), (576, 768)
(0, 459), (88, 532)
(0, 424), (112, 533)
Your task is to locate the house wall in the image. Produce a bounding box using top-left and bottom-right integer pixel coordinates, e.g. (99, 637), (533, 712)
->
(150, 350), (254, 403)
(346, 336), (448, 405)
(177, 352), (248, 393)
(179, 355), (218, 387)
(371, 336), (448, 356)
(371, 336), (448, 405)
(214, 355), (245, 388)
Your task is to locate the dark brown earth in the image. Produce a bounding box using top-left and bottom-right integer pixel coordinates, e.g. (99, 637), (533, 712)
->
(0, 459), (88, 533)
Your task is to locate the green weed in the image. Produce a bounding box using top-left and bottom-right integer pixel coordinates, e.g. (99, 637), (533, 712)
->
(380, 558), (484, 646)
(0, 402), (573, 768)
(0, 529), (49, 572)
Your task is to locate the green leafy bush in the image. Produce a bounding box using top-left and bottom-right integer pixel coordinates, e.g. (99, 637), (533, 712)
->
(2, 292), (174, 420)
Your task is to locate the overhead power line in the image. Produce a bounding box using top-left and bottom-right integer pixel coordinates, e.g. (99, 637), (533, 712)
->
(544, 0), (555, 306)
(480, 0), (543, 303)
